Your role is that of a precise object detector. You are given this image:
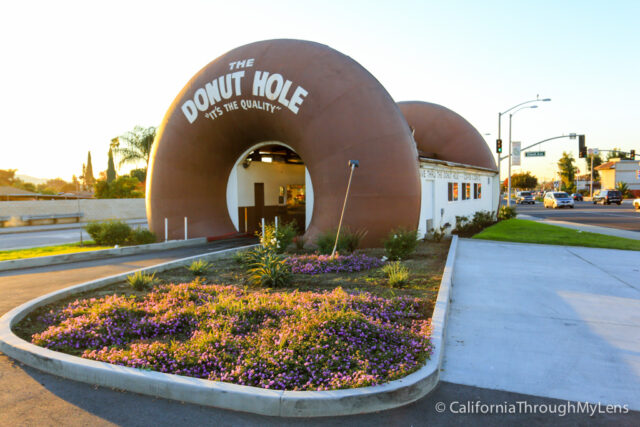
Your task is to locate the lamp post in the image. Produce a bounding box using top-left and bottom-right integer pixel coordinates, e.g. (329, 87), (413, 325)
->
(497, 96), (551, 204)
(507, 105), (538, 206)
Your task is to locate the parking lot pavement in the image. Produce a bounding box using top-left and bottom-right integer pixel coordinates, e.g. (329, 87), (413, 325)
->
(442, 238), (640, 411)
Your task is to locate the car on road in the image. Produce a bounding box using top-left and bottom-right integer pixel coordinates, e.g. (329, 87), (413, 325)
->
(571, 193), (583, 201)
(592, 189), (622, 205)
(634, 198), (640, 211)
(544, 192), (574, 209)
(516, 191), (535, 204)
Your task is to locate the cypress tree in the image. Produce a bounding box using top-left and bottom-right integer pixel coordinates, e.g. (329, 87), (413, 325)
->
(107, 148), (116, 183)
(85, 152), (95, 188)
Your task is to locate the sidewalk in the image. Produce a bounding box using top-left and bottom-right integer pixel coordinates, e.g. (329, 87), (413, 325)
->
(518, 213), (640, 241)
(442, 238), (640, 410)
(0, 218), (147, 235)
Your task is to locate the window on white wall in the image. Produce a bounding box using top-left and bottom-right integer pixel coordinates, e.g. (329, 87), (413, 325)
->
(448, 182), (459, 201)
(474, 183), (482, 199)
(461, 183), (470, 200)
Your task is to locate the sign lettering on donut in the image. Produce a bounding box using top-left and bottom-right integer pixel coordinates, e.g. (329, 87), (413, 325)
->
(181, 58), (308, 124)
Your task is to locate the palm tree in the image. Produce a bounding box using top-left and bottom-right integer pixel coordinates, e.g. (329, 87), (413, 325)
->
(112, 126), (157, 168)
(616, 181), (631, 198)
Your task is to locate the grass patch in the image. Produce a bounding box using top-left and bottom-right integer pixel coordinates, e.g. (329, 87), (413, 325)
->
(473, 219), (640, 251)
(0, 241), (113, 261)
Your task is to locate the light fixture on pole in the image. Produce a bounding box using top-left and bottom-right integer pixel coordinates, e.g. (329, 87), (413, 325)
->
(331, 160), (359, 258)
(496, 96), (551, 207)
(507, 105), (538, 207)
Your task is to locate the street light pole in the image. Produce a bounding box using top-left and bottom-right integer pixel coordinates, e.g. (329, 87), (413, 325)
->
(497, 96), (551, 207)
(507, 105), (538, 206)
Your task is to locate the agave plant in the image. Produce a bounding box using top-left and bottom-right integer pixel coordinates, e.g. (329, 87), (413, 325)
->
(247, 249), (291, 287)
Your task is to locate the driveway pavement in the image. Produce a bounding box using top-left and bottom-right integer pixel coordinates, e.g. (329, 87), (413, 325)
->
(442, 238), (640, 410)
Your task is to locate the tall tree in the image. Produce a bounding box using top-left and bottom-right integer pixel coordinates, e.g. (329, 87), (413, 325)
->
(557, 151), (577, 193)
(0, 169), (18, 186)
(510, 172), (538, 190)
(113, 126), (157, 169)
(85, 152), (95, 188)
(107, 148), (117, 183)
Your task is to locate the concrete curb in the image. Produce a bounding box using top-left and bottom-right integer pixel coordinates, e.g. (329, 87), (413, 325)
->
(0, 237), (458, 417)
(0, 238), (209, 272)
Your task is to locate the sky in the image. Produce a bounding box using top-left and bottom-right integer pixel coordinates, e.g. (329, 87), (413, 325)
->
(1, 0), (639, 183)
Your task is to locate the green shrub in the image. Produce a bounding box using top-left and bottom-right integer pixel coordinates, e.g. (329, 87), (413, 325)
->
(381, 261), (410, 287)
(453, 211), (497, 237)
(259, 220), (297, 253)
(186, 259), (213, 276)
(129, 228), (156, 245)
(247, 248), (291, 287)
(427, 224), (449, 242)
(84, 222), (103, 242)
(383, 228), (419, 260)
(315, 227), (367, 255)
(85, 221), (157, 246)
(85, 221), (132, 246)
(126, 271), (157, 291)
(498, 206), (518, 220)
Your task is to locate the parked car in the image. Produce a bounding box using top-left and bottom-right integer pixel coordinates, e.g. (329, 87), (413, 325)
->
(592, 189), (622, 205)
(571, 193), (583, 201)
(633, 198), (640, 211)
(516, 191), (535, 204)
(544, 192), (574, 209)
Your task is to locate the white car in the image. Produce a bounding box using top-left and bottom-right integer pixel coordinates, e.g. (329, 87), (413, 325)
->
(634, 198), (640, 211)
(544, 192), (574, 209)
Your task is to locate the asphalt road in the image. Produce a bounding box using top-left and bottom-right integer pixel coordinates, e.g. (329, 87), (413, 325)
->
(1, 242), (638, 426)
(515, 200), (640, 232)
(0, 220), (148, 251)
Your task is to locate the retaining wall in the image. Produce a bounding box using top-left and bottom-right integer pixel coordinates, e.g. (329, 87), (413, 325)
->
(0, 199), (146, 226)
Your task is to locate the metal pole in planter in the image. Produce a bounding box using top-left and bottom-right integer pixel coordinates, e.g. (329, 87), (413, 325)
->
(331, 160), (359, 258)
(165, 218), (168, 242)
(184, 217), (188, 240)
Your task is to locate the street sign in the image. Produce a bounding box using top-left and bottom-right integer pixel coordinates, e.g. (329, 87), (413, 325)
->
(525, 151), (546, 157)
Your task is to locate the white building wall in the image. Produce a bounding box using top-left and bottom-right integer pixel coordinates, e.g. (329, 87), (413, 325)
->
(614, 161), (640, 190)
(235, 162), (305, 206)
(418, 162), (497, 237)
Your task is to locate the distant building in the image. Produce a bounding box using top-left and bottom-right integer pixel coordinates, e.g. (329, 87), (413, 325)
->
(594, 158), (640, 197)
(575, 174), (600, 192)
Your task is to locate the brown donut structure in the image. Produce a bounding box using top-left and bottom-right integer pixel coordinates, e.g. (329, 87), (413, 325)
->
(147, 39), (421, 246)
(398, 101), (497, 171)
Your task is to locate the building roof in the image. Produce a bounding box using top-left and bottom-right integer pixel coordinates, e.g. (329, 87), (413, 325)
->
(398, 101), (497, 171)
(594, 161), (615, 171)
(0, 186), (38, 196)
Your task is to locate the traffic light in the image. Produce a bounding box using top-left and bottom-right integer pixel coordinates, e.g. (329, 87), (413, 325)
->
(631, 149), (636, 160)
(578, 135), (586, 158)
(496, 139), (502, 153)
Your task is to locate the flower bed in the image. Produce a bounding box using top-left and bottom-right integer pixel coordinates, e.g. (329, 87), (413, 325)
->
(285, 253), (384, 275)
(31, 283), (432, 391)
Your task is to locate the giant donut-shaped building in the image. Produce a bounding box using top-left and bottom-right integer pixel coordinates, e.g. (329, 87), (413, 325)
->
(147, 39), (420, 247)
(147, 39), (498, 246)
